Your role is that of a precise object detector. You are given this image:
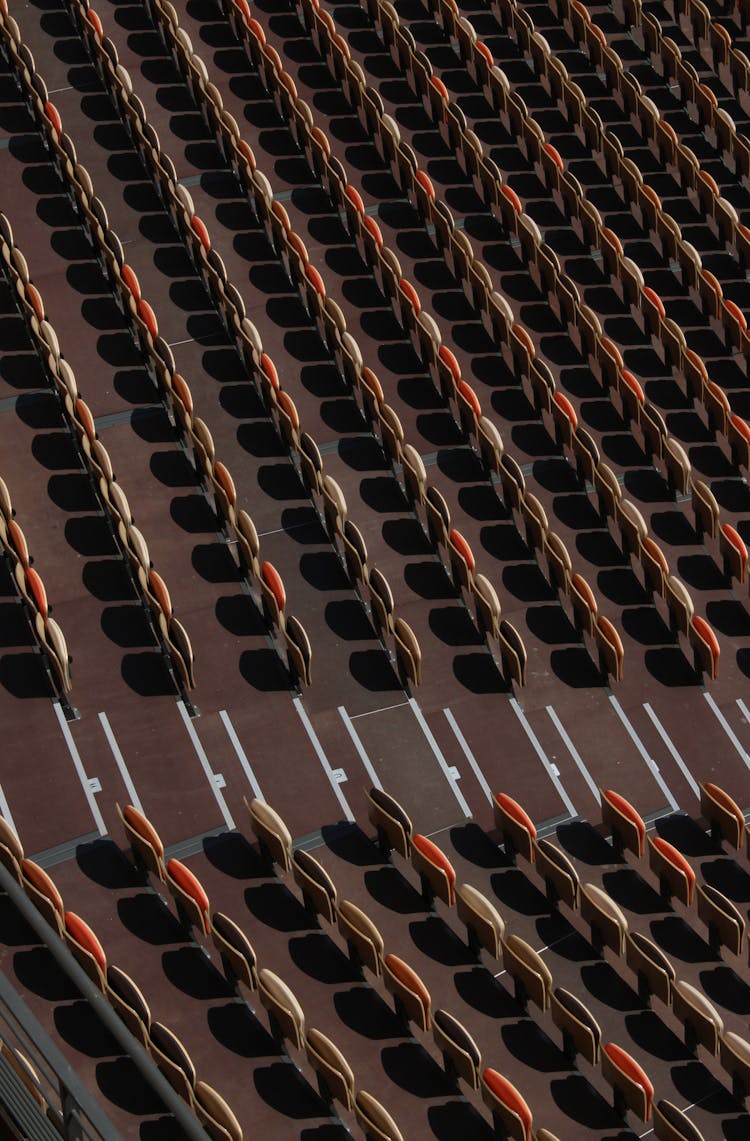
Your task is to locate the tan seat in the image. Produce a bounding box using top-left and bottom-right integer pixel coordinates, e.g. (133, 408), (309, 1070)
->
(258, 968), (305, 1049)
(551, 986), (601, 1065)
(0, 816), (24, 883)
(292, 847), (337, 924)
(284, 613), (312, 689)
(502, 934), (553, 1011)
(366, 786), (412, 859)
(194, 1080), (242, 1141)
(304, 1027), (355, 1111)
(499, 619), (527, 688)
(382, 953), (431, 1031)
(246, 797), (293, 872)
(699, 782), (746, 850)
(580, 883), (628, 955)
(455, 882), (504, 958)
(336, 898), (384, 976)
(354, 1089), (404, 1141)
(393, 617), (422, 690)
(433, 1008), (481, 1089)
(672, 979), (723, 1055)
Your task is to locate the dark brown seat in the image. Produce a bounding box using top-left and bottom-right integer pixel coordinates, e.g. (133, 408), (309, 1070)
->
(336, 898), (384, 976)
(292, 847), (337, 924)
(366, 787), (412, 858)
(653, 1099), (705, 1141)
(432, 1008), (481, 1089)
(580, 883), (628, 955)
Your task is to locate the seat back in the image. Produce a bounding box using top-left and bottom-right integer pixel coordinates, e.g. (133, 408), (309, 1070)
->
(481, 1068), (532, 1141)
(580, 883), (628, 955)
(625, 931), (675, 1005)
(336, 898), (384, 976)
(501, 934), (553, 1011)
(432, 1008), (481, 1089)
(672, 979), (723, 1054)
(601, 1042), (654, 1121)
(304, 1027), (355, 1110)
(455, 883), (504, 958)
(550, 986), (601, 1065)
(382, 953), (431, 1031)
(292, 848), (337, 924)
(354, 1090), (404, 1141)
(246, 797), (293, 872)
(258, 969), (305, 1049)
(533, 838), (580, 909)
(211, 911), (258, 991)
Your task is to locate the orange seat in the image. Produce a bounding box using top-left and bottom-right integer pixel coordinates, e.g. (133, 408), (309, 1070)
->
(648, 836), (696, 906)
(494, 793), (536, 862)
(690, 615), (720, 680)
(481, 1069), (532, 1141)
(166, 857), (211, 936)
(383, 953), (431, 1031)
(190, 215), (211, 252)
(700, 782), (745, 849)
(601, 789), (646, 857)
(411, 833), (456, 907)
(602, 1042), (654, 1121)
(64, 911), (106, 975)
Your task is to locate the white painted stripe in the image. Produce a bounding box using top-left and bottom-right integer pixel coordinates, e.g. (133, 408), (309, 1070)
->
(350, 700), (410, 719)
(704, 693), (750, 767)
(293, 697), (354, 821)
(734, 700), (750, 771)
(0, 786), (17, 835)
(545, 706), (601, 804)
(443, 708), (492, 804)
(642, 703), (699, 798)
(608, 695), (679, 812)
(338, 706), (383, 790)
(98, 712), (143, 812)
(177, 701), (236, 830)
(53, 703), (106, 836)
(408, 698), (471, 817)
(510, 698), (576, 817)
(219, 710), (264, 800)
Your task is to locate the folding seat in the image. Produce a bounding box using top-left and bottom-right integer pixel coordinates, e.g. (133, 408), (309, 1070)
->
(258, 969), (305, 1049)
(601, 1042), (653, 1121)
(437, 345), (461, 405)
(117, 803), (165, 880)
(672, 979), (723, 1056)
(367, 567), (395, 639)
(354, 1091), (404, 1141)
(719, 522), (748, 585)
(366, 786), (412, 859)
(455, 883), (504, 958)
(601, 789), (645, 857)
(0, 1043), (48, 1119)
(304, 1028), (355, 1111)
(321, 475), (346, 546)
(165, 857), (211, 936)
(501, 934), (553, 1012)
(653, 1100), (705, 1141)
(551, 391), (577, 451)
(106, 964), (151, 1048)
(487, 64), (512, 131)
(425, 485), (451, 551)
(648, 835), (696, 906)
(234, 510), (260, 584)
(292, 847), (337, 923)
(534, 837), (579, 908)
(696, 882), (745, 956)
(393, 617), (421, 690)
(551, 987), (601, 1066)
(494, 792), (536, 862)
(282, 614), (309, 688)
(471, 573), (502, 642)
(211, 912), (258, 993)
(0, 817), (23, 883)
(499, 619), (527, 688)
(21, 859), (64, 938)
(336, 898), (384, 975)
(699, 782), (745, 849)
(341, 520), (368, 592)
(245, 797), (293, 872)
(689, 614), (720, 681)
(481, 1069), (532, 1141)
(691, 478), (720, 541)
(477, 416), (504, 476)
(432, 1009), (481, 1089)
(447, 528), (475, 593)
(509, 322), (535, 382)
(410, 833), (456, 908)
(626, 930), (675, 1006)
(401, 444), (427, 511)
(580, 883), (628, 955)
(149, 1021), (196, 1105)
(521, 492), (548, 554)
(64, 911), (107, 990)
(382, 953), (431, 1031)
(194, 1081), (242, 1141)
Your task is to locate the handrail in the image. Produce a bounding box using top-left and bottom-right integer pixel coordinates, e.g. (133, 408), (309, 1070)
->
(0, 860), (209, 1140)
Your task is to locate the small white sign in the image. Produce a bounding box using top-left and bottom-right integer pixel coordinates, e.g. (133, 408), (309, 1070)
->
(331, 768), (348, 784)
(448, 766), (460, 781)
(87, 777), (102, 794)
(214, 773), (226, 789)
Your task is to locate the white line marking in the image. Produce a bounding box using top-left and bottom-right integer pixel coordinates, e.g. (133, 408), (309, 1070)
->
(545, 706), (601, 804)
(293, 697), (354, 821)
(167, 337), (195, 347)
(177, 702), (236, 830)
(734, 700), (750, 770)
(643, 703), (699, 798)
(338, 706), (382, 790)
(53, 703), (106, 836)
(408, 698), (471, 817)
(350, 700), (410, 719)
(98, 712), (143, 812)
(704, 693), (750, 767)
(509, 698), (576, 816)
(443, 708), (492, 804)
(609, 695), (679, 812)
(0, 786), (17, 834)
(219, 710), (264, 800)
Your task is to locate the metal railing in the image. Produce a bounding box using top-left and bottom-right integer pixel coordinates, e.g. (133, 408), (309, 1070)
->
(0, 861), (209, 1140)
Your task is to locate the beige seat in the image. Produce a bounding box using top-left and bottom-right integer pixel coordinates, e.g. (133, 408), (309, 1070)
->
(354, 1089), (404, 1141)
(501, 934), (553, 1012)
(672, 979), (723, 1055)
(580, 883), (628, 955)
(336, 898), (384, 976)
(551, 986), (601, 1065)
(455, 883), (505, 958)
(699, 782), (746, 849)
(533, 837), (580, 909)
(696, 882), (746, 956)
(258, 968), (305, 1049)
(432, 1008), (481, 1089)
(246, 797), (293, 872)
(393, 617), (422, 690)
(304, 1027), (355, 1111)
(194, 1080), (242, 1141)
